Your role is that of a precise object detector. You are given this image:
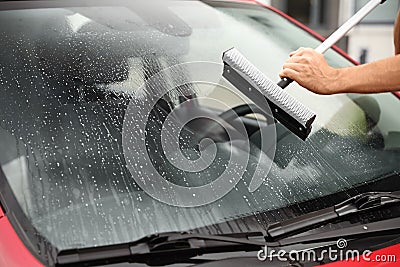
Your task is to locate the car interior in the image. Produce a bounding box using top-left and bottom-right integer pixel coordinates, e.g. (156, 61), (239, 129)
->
(1, 1), (400, 253)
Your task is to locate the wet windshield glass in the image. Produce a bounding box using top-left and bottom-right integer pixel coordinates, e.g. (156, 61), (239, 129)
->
(0, 0), (400, 257)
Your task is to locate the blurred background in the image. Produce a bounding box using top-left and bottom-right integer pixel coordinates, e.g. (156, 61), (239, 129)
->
(260, 0), (398, 63)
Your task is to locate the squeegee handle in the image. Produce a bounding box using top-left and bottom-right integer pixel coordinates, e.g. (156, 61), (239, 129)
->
(278, 0), (386, 89)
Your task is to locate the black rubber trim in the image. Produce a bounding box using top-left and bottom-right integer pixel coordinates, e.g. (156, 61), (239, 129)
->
(0, 166), (58, 266)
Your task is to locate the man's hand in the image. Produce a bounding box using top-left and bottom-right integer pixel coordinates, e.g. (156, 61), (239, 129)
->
(279, 9), (400, 95)
(280, 47), (341, 95)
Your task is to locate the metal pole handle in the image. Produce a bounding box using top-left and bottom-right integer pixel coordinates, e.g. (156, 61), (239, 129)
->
(315, 0), (384, 54)
(278, 0), (386, 89)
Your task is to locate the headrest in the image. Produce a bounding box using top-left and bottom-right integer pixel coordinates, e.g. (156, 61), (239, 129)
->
(1, 3), (191, 85)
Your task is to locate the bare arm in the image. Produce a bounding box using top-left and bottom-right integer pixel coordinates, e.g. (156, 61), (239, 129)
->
(395, 10), (400, 55)
(280, 11), (400, 95)
(334, 55), (400, 94)
(280, 49), (400, 94)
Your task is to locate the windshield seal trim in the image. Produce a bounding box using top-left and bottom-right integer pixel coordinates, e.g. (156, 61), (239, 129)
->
(0, 0), (399, 258)
(0, 166), (57, 266)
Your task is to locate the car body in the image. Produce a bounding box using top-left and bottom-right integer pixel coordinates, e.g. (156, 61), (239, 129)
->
(0, 0), (400, 266)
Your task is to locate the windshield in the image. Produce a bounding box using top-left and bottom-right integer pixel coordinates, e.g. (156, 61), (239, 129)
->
(0, 0), (400, 262)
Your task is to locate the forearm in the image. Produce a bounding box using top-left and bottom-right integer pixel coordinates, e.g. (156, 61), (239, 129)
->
(394, 10), (400, 54)
(335, 55), (400, 94)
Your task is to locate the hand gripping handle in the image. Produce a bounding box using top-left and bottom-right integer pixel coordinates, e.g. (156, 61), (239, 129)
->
(278, 0), (385, 89)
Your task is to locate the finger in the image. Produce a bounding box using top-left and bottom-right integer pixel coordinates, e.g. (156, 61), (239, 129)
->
(288, 56), (313, 65)
(291, 47), (316, 58)
(282, 62), (305, 72)
(289, 50), (301, 57)
(279, 68), (300, 80)
(290, 47), (307, 56)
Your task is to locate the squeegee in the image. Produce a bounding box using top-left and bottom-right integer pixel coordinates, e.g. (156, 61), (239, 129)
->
(222, 0), (386, 140)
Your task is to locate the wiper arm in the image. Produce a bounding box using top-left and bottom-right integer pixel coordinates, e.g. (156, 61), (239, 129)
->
(56, 231), (272, 266)
(268, 191), (400, 239)
(56, 191), (400, 266)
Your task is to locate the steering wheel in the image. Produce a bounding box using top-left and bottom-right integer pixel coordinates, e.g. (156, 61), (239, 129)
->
(218, 103), (274, 124)
(190, 103), (274, 146)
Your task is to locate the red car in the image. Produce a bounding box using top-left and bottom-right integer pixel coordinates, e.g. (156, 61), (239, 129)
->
(0, 0), (400, 266)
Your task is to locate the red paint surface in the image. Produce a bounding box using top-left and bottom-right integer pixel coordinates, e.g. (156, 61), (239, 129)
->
(0, 207), (43, 267)
(245, 0), (359, 65)
(0, 2), (398, 267)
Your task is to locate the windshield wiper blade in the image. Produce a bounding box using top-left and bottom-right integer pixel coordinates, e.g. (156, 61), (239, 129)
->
(268, 191), (400, 239)
(56, 191), (400, 266)
(56, 231), (272, 266)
